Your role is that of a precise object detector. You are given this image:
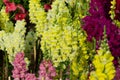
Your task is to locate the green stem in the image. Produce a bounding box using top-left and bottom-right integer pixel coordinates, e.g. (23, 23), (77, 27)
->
(5, 53), (8, 71)
(60, 69), (62, 80)
(4, 52), (8, 80)
(70, 63), (73, 80)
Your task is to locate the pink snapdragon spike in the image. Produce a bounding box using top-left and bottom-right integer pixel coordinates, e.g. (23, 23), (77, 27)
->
(44, 4), (52, 12)
(38, 60), (57, 80)
(12, 52), (27, 80)
(14, 13), (26, 21)
(5, 2), (17, 13)
(25, 73), (37, 80)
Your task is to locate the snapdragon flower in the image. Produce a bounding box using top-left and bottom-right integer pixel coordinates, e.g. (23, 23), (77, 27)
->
(82, 0), (120, 58)
(25, 73), (37, 80)
(0, 20), (26, 63)
(29, 0), (47, 36)
(38, 60), (57, 80)
(89, 33), (115, 80)
(12, 52), (27, 80)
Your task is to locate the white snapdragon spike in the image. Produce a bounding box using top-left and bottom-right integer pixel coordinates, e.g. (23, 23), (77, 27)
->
(0, 20), (26, 63)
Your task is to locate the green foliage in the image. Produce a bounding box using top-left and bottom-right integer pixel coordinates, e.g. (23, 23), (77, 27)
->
(10, 0), (29, 10)
(0, 0), (3, 10)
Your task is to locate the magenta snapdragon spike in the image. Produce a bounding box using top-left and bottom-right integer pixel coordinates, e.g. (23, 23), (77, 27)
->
(38, 60), (56, 80)
(82, 0), (120, 58)
(114, 67), (120, 80)
(89, 0), (111, 19)
(25, 73), (37, 80)
(12, 52), (27, 80)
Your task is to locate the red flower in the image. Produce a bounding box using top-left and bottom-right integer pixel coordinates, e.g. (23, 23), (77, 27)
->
(14, 13), (26, 21)
(44, 4), (52, 12)
(5, 2), (17, 13)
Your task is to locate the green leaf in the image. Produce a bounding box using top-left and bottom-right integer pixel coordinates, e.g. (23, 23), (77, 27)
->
(0, 0), (3, 10)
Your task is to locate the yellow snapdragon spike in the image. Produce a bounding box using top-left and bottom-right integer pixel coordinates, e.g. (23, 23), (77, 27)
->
(29, 0), (47, 35)
(89, 34), (115, 80)
(30, 0), (90, 79)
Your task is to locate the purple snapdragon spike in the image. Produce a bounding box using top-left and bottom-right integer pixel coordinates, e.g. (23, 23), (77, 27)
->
(82, 0), (120, 57)
(12, 52), (27, 80)
(38, 60), (57, 80)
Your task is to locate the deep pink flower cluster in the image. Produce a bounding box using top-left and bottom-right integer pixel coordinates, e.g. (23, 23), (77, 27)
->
(25, 73), (37, 80)
(3, 0), (27, 20)
(12, 52), (27, 79)
(89, 0), (111, 19)
(12, 52), (57, 80)
(82, 0), (120, 57)
(38, 60), (57, 80)
(114, 67), (120, 80)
